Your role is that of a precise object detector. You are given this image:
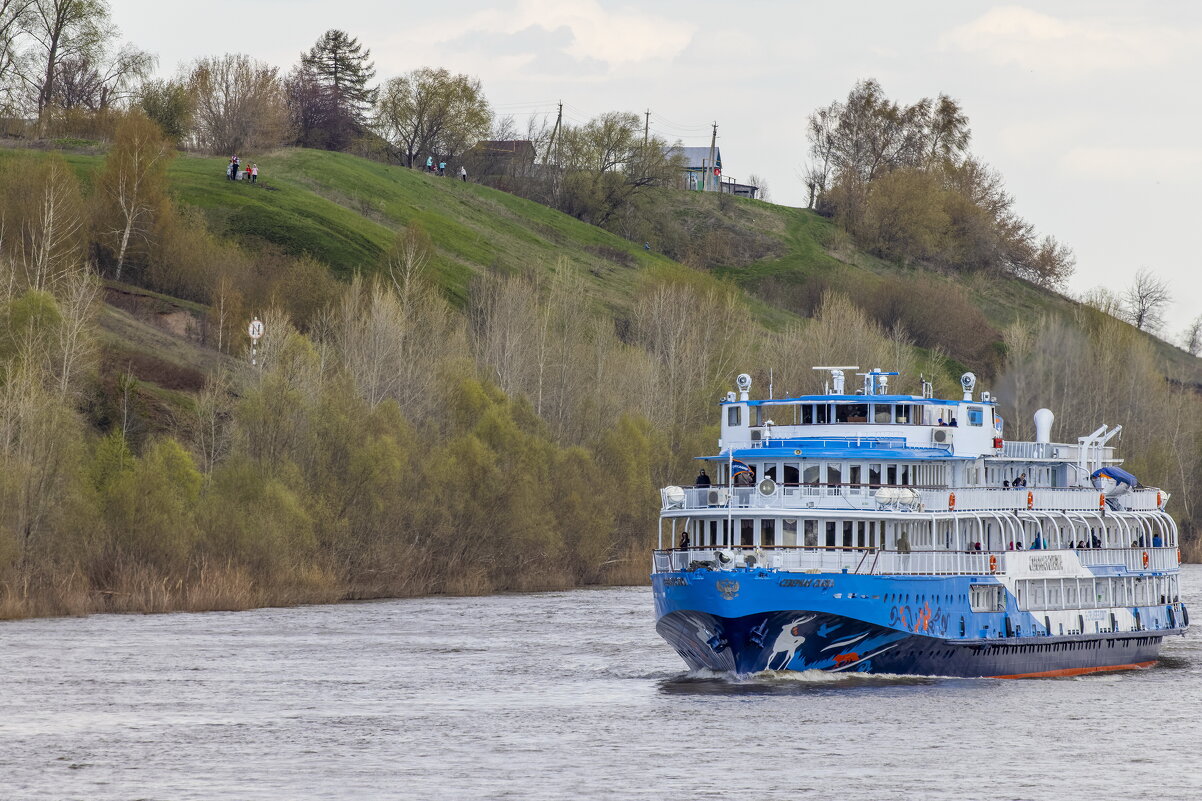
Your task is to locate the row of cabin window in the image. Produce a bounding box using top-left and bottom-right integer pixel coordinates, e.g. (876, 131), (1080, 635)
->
(686, 518), (905, 549)
(715, 461), (946, 487)
(681, 516), (1176, 550)
(730, 403), (988, 427)
(1013, 575), (1180, 612)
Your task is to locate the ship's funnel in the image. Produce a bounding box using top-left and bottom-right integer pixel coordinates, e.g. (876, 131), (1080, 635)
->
(1034, 408), (1054, 444)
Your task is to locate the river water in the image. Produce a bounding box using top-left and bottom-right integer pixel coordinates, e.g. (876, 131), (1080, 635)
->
(2, 565), (1200, 801)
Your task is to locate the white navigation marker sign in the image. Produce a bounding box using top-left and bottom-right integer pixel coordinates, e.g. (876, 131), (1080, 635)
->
(248, 317), (264, 365)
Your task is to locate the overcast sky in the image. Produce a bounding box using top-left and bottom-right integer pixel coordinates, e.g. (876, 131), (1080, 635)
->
(110, 0), (1201, 338)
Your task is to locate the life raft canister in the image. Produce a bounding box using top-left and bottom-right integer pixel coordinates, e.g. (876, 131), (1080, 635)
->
(989, 554), (998, 573)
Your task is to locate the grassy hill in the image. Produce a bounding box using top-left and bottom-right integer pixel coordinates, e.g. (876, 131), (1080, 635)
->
(2, 143), (1198, 403)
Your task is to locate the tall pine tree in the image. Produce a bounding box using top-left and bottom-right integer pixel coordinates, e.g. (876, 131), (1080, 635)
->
(298, 29), (377, 150)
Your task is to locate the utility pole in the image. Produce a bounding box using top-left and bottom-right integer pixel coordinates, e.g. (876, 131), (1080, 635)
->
(545, 101), (563, 165)
(707, 122), (718, 191)
(644, 109), (650, 146)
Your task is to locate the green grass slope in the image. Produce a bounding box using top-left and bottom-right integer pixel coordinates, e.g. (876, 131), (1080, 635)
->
(3, 143), (1196, 386)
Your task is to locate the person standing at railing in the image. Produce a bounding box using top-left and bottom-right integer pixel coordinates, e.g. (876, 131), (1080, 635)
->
(695, 469), (711, 487)
(1153, 533), (1163, 547)
(678, 530), (691, 550)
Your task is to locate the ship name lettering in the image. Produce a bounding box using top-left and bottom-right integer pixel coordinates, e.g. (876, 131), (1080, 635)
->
(779, 578), (835, 589)
(1028, 555), (1063, 572)
(663, 577), (687, 586)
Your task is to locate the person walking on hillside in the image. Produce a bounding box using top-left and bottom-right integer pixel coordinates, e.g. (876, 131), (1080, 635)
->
(459, 165), (468, 182)
(426, 155), (434, 172)
(438, 160), (446, 176)
(228, 154), (238, 181)
(250, 163), (259, 184)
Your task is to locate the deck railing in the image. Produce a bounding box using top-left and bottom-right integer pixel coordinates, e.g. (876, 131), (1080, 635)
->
(651, 545), (1179, 576)
(661, 484), (1167, 513)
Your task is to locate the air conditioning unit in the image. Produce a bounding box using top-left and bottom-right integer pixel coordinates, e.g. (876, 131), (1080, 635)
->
(707, 489), (729, 506)
(932, 428), (954, 444)
(750, 429), (763, 441)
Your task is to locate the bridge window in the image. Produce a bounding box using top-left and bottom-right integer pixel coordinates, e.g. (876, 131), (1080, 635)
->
(895, 405), (913, 424)
(727, 406), (741, 426)
(873, 404), (891, 423)
(968, 406), (984, 426)
(836, 403), (868, 423)
(814, 404), (830, 424)
(801, 405), (814, 424)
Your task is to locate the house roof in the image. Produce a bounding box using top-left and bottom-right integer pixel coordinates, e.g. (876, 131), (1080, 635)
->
(666, 145), (721, 170)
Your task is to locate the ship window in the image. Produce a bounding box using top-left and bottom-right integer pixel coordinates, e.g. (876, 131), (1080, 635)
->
(895, 405), (912, 424)
(783, 519), (797, 546)
(740, 519), (754, 547)
(804, 520), (818, 547)
(827, 464), (842, 485)
(968, 406), (984, 426)
(761, 518), (776, 548)
(970, 585), (1003, 612)
(849, 465), (862, 486)
(887, 465), (898, 485)
(803, 465), (820, 484)
(873, 404), (891, 423)
(783, 463), (800, 484)
(836, 403), (867, 423)
(727, 405), (741, 426)
(825, 521), (837, 548)
(814, 404), (830, 424)
(869, 464), (882, 488)
(801, 405), (814, 425)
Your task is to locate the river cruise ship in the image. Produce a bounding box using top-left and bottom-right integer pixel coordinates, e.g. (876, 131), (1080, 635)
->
(651, 367), (1189, 678)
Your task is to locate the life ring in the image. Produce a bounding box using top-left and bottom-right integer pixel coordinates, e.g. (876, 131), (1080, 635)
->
(1026, 491), (1033, 510)
(1099, 493), (1105, 510)
(989, 554), (998, 573)
(1142, 551), (1149, 569)
(949, 492), (956, 510)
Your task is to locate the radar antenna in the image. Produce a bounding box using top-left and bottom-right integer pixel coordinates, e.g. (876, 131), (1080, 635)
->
(812, 365), (859, 395)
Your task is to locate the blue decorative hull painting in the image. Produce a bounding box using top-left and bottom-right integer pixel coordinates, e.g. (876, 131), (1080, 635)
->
(652, 570), (1181, 678)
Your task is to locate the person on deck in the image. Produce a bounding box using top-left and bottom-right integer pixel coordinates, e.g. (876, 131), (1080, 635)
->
(1031, 535), (1043, 550)
(695, 469), (711, 487)
(678, 530), (690, 550)
(1153, 533), (1164, 547)
(937, 417), (946, 426)
(949, 417), (958, 427)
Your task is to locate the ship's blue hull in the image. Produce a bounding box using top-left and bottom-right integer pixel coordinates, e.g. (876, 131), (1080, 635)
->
(652, 568), (1186, 678)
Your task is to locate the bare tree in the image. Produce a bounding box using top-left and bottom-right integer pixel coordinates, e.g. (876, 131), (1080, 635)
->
(96, 112), (172, 280)
(746, 173), (769, 201)
(1183, 314), (1202, 356)
(1121, 268), (1171, 332)
(187, 53), (287, 154)
(17, 0), (110, 126)
(375, 67), (492, 167)
(0, 154), (85, 291)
